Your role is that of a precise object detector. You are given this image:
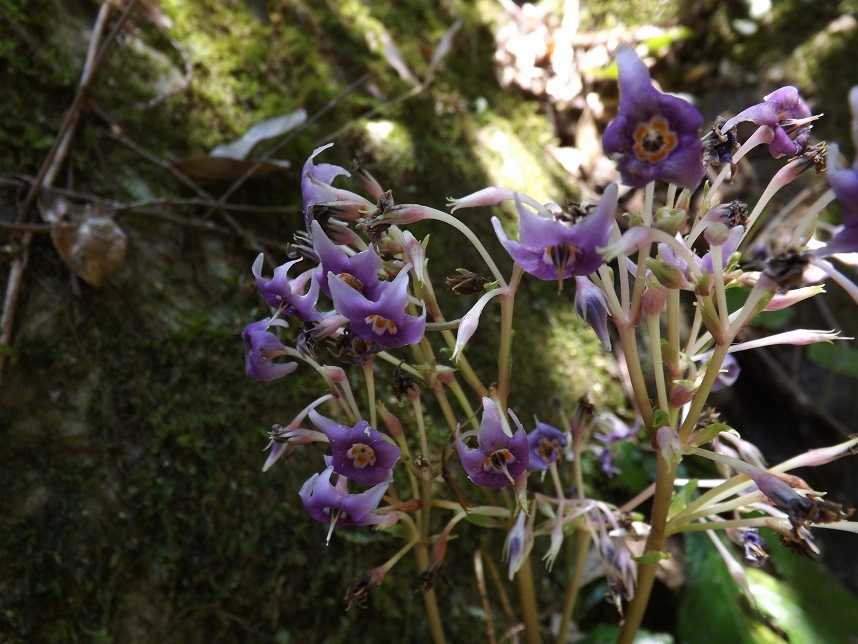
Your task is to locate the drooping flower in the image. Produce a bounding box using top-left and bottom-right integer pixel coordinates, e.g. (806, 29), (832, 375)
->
(242, 318), (296, 382)
(819, 90), (858, 255)
(311, 220), (384, 299)
(328, 267), (426, 350)
(720, 86), (814, 159)
(252, 254), (321, 322)
(503, 510), (532, 579)
(309, 410), (401, 486)
(491, 183), (618, 281)
(299, 465), (390, 543)
(602, 46), (704, 189)
(301, 143), (373, 227)
(726, 528), (769, 566)
(527, 421), (568, 471)
(711, 354), (741, 392)
(574, 276), (612, 350)
(592, 413), (640, 478)
(456, 397), (529, 488)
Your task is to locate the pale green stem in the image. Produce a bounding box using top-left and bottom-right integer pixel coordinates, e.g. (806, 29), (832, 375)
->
(411, 395), (433, 537)
(630, 243), (652, 318)
(448, 379), (480, 430)
(617, 454), (677, 644)
(678, 342), (730, 441)
(619, 254), (631, 311)
(417, 206), (507, 286)
(497, 265), (524, 411)
(667, 289), (681, 385)
(666, 183), (677, 209)
(516, 555), (542, 644)
(420, 268), (488, 396)
(376, 351), (423, 380)
(431, 382), (459, 433)
(643, 181), (655, 225)
(618, 325), (653, 425)
(684, 300), (702, 360)
(363, 359), (376, 428)
(711, 245), (729, 330)
(597, 265), (627, 322)
(283, 347), (356, 421)
(646, 313), (669, 412)
(380, 536), (419, 574)
(668, 492), (762, 533)
(556, 427), (591, 642)
(413, 542), (447, 644)
(674, 517), (774, 533)
(556, 531), (590, 644)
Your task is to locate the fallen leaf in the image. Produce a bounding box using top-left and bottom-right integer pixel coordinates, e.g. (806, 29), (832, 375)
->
(39, 194), (127, 287)
(210, 109), (307, 160)
(174, 156), (290, 181)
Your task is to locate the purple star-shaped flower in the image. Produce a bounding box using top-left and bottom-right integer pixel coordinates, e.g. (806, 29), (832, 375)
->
(602, 46), (704, 189)
(456, 397), (529, 488)
(301, 144), (372, 227)
(721, 86), (813, 158)
(527, 421), (568, 471)
(252, 254), (321, 322)
(491, 183), (618, 281)
(309, 411), (401, 486)
(328, 267), (426, 350)
(299, 465), (389, 532)
(242, 318), (297, 382)
(311, 220), (384, 299)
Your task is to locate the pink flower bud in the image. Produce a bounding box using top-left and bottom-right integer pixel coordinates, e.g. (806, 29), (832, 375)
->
(764, 285), (825, 311)
(447, 186), (515, 212)
(377, 403), (404, 438)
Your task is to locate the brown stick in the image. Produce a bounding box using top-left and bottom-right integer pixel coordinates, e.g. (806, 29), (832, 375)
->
(0, 0), (136, 383)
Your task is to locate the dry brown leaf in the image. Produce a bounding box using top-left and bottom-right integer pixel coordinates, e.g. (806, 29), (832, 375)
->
(39, 195), (127, 287)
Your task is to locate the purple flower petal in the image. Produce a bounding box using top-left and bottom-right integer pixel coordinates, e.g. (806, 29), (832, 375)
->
(456, 398), (529, 488)
(603, 47), (704, 189)
(309, 411), (401, 486)
(527, 422), (568, 471)
(242, 319), (297, 382)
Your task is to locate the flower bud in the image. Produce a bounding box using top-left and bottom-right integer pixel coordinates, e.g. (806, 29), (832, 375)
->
(574, 276), (612, 350)
(641, 283), (668, 316)
(377, 402), (404, 438)
(654, 207), (687, 236)
(447, 186), (515, 212)
(669, 380), (696, 406)
(656, 426), (682, 464)
(703, 221), (730, 246)
(647, 257), (690, 289)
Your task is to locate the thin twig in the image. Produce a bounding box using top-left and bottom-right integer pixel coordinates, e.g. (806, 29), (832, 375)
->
(1, 0), (135, 382)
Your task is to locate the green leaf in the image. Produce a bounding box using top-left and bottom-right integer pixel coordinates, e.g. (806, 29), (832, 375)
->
(678, 533), (761, 644)
(669, 478), (698, 515)
(807, 343), (858, 379)
(635, 550), (671, 564)
(463, 513), (500, 528)
(578, 625), (674, 644)
(746, 533), (858, 643)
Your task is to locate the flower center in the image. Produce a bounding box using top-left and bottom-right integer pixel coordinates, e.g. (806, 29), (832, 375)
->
(542, 243), (580, 269)
(536, 437), (561, 463)
(338, 272), (365, 292)
(632, 116), (678, 163)
(365, 314), (398, 336)
(346, 442), (377, 468)
(483, 448), (516, 472)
